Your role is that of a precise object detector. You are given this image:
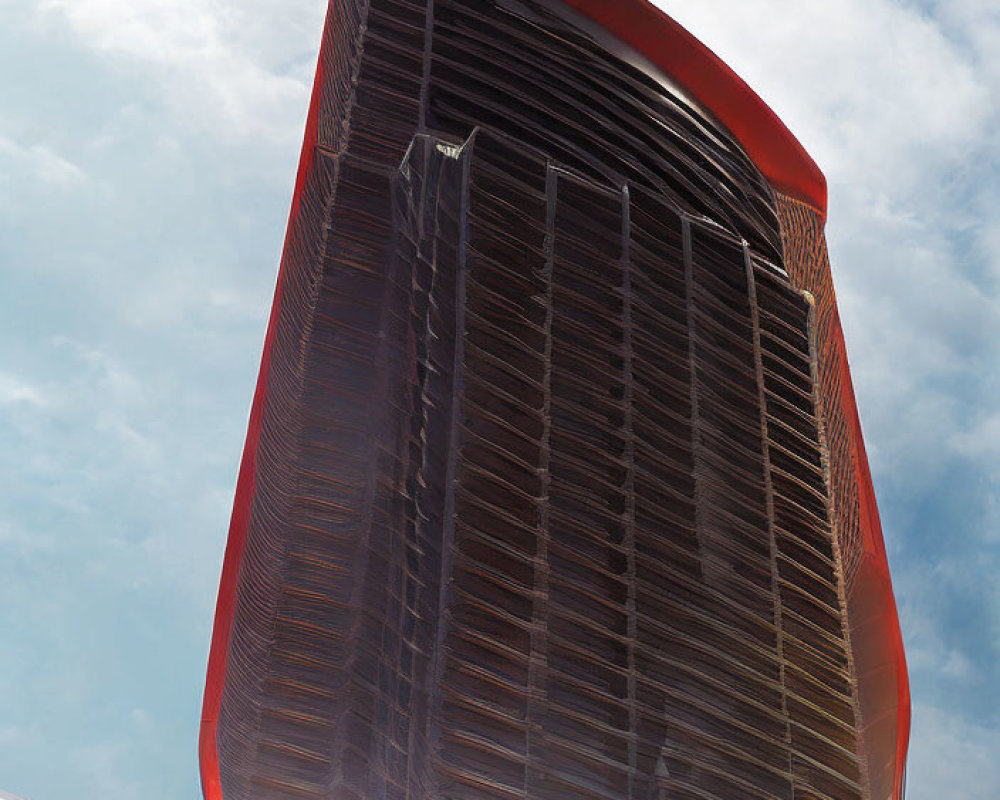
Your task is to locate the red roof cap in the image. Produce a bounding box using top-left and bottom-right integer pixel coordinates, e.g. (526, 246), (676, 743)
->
(560, 0), (827, 216)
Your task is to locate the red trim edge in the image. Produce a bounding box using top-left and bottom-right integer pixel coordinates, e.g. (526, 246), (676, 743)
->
(560, 0), (828, 217)
(831, 312), (912, 799)
(197, 14), (329, 799)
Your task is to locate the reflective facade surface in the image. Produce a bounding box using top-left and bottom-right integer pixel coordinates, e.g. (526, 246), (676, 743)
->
(200, 3), (910, 800)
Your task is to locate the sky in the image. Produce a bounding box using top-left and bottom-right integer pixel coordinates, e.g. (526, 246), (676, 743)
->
(0, 0), (997, 798)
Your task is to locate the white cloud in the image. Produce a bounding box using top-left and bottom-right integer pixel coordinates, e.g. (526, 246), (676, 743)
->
(907, 704), (1000, 800)
(32, 144), (88, 185)
(950, 413), (1000, 458)
(37, 0), (324, 146)
(0, 521), (55, 559)
(657, 0), (992, 176)
(940, 649), (976, 680)
(0, 135), (87, 187)
(0, 373), (48, 407)
(70, 741), (144, 799)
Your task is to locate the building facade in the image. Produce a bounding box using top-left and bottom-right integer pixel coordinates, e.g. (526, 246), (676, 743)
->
(200, 2), (910, 799)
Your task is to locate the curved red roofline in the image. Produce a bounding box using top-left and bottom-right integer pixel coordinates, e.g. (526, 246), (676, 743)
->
(560, 0), (828, 217)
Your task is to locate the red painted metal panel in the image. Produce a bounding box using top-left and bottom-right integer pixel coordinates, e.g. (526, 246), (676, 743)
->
(560, 0), (827, 215)
(831, 311), (911, 798)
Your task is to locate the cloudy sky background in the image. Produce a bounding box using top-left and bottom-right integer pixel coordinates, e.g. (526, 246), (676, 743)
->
(1, 0), (997, 797)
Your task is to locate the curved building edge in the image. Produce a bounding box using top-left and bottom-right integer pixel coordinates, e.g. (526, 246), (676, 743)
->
(197, 7), (331, 798)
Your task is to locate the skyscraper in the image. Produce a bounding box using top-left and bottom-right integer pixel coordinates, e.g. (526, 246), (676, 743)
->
(201, 2), (910, 799)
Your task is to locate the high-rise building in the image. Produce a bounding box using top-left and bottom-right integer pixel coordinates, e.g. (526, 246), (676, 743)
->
(200, 2), (910, 799)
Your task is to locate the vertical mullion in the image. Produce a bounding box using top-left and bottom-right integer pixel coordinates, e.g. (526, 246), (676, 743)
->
(681, 220), (790, 798)
(426, 139), (470, 770)
(524, 162), (557, 795)
(681, 216), (702, 572)
(397, 137), (428, 800)
(621, 186), (638, 800)
(746, 249), (797, 800)
(418, 0), (435, 132)
(401, 137), (457, 800)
